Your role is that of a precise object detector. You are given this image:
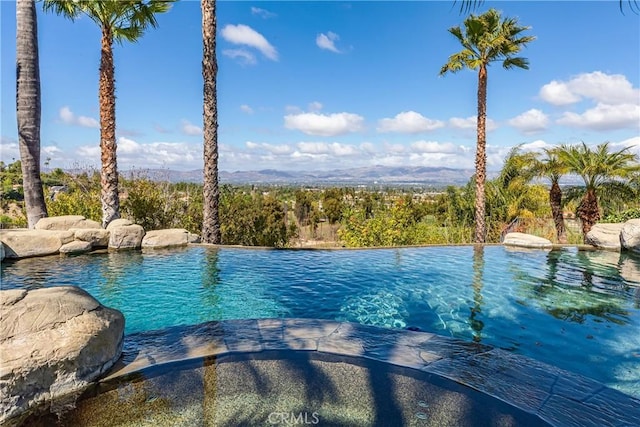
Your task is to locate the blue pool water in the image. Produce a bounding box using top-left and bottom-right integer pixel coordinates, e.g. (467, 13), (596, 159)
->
(2, 245), (639, 398)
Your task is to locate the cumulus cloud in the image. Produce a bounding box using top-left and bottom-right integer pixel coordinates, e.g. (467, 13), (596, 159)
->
(221, 24), (278, 61)
(251, 7), (276, 19)
(316, 32), (341, 53)
(377, 111), (445, 134)
(246, 141), (293, 155)
(222, 49), (257, 65)
(557, 103), (640, 131)
(508, 109), (550, 134)
(610, 136), (640, 157)
(308, 101), (323, 112)
(296, 142), (359, 156)
(449, 116), (498, 132)
(410, 140), (458, 154)
(540, 71), (639, 106)
(240, 104), (254, 114)
(284, 112), (364, 136)
(181, 120), (202, 136)
(58, 106), (99, 128)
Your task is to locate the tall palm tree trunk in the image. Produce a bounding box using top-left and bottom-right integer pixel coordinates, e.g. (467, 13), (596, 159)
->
(99, 27), (120, 228)
(16, 0), (47, 228)
(549, 181), (567, 243)
(201, 0), (221, 244)
(577, 188), (600, 240)
(474, 65), (488, 243)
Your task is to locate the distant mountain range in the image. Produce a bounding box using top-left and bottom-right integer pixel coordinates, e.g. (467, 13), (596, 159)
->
(124, 165), (479, 187)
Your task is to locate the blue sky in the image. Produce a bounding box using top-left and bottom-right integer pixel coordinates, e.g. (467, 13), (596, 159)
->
(1, 1), (639, 172)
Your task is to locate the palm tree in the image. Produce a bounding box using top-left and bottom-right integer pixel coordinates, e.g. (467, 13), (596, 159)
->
(558, 142), (640, 239)
(43, 0), (174, 228)
(530, 148), (570, 244)
(455, 0), (639, 14)
(201, 0), (221, 244)
(16, 0), (48, 228)
(440, 8), (535, 243)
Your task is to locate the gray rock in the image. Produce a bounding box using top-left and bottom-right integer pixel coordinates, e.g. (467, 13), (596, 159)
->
(35, 215), (101, 231)
(59, 240), (93, 255)
(0, 287), (124, 425)
(621, 219), (640, 254)
(585, 223), (624, 250)
(0, 230), (62, 259)
(71, 228), (110, 248)
(142, 228), (189, 248)
(0, 243), (4, 262)
(106, 218), (133, 230)
(108, 224), (145, 250)
(503, 232), (552, 249)
(188, 233), (201, 244)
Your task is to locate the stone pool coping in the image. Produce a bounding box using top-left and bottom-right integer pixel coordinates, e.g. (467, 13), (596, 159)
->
(101, 318), (640, 427)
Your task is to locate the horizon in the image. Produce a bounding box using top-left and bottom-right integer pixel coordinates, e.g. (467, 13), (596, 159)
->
(1, 1), (639, 172)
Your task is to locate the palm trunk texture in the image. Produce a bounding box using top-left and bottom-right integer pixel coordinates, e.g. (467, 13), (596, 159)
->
(16, 0), (47, 228)
(474, 65), (488, 243)
(549, 181), (567, 244)
(201, 0), (221, 244)
(578, 188), (600, 241)
(99, 27), (120, 228)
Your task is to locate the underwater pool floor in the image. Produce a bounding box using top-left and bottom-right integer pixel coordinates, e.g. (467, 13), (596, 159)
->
(27, 319), (640, 427)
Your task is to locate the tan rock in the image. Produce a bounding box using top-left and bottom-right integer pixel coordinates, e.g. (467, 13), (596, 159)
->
(142, 228), (189, 248)
(59, 240), (93, 255)
(188, 233), (201, 244)
(503, 232), (552, 249)
(0, 287), (124, 425)
(35, 215), (101, 231)
(49, 230), (75, 245)
(585, 223), (624, 250)
(0, 230), (62, 259)
(72, 228), (110, 248)
(108, 224), (145, 250)
(620, 219), (640, 254)
(106, 218), (133, 230)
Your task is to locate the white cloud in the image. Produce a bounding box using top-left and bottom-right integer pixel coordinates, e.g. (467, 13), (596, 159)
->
(377, 111), (445, 134)
(181, 120), (203, 136)
(360, 142), (376, 154)
(245, 141), (292, 155)
(508, 109), (550, 134)
(240, 104), (254, 114)
(410, 140), (458, 154)
(284, 112), (364, 136)
(316, 32), (341, 53)
(540, 72), (640, 106)
(449, 116), (498, 132)
(221, 24), (278, 61)
(519, 140), (553, 152)
(557, 103), (640, 131)
(251, 7), (276, 19)
(308, 101), (323, 112)
(223, 49), (257, 65)
(538, 81), (581, 106)
(58, 106), (99, 128)
(610, 136), (640, 157)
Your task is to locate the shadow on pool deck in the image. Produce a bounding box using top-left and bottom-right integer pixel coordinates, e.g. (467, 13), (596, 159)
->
(23, 319), (640, 427)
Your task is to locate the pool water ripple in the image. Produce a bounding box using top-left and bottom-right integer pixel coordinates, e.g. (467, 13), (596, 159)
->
(2, 245), (639, 398)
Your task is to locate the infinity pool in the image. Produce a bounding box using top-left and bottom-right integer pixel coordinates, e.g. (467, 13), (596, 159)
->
(2, 245), (639, 398)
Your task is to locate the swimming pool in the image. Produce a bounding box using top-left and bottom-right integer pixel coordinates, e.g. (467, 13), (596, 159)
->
(2, 245), (639, 398)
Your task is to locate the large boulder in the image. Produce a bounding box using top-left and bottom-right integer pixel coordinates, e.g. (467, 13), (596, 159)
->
(0, 230), (62, 259)
(503, 232), (552, 249)
(142, 228), (190, 249)
(35, 215), (101, 231)
(620, 219), (640, 254)
(108, 224), (145, 250)
(59, 240), (93, 255)
(585, 223), (624, 250)
(71, 228), (110, 248)
(0, 287), (124, 425)
(106, 218), (133, 231)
